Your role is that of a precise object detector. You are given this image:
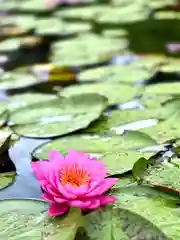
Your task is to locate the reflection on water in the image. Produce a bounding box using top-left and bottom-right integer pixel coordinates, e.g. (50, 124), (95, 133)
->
(0, 138), (47, 200)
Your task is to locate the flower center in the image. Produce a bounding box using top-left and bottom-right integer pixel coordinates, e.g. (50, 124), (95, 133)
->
(60, 164), (90, 187)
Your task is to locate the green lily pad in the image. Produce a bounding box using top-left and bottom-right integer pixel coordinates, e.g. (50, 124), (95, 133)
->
(32, 133), (152, 175)
(0, 130), (16, 190)
(160, 59), (180, 72)
(145, 82), (180, 95)
(10, 94), (108, 138)
(8, 93), (57, 112)
(0, 199), (83, 239)
(0, 72), (39, 91)
(78, 65), (150, 83)
(97, 6), (149, 24)
(111, 185), (180, 239)
(0, 38), (21, 51)
(51, 34), (127, 66)
(18, 0), (48, 11)
(131, 55), (168, 70)
(85, 202), (168, 240)
(0, 110), (8, 127)
(55, 6), (109, 20)
(1, 15), (36, 30)
(102, 29), (127, 38)
(0, 172), (16, 190)
(86, 109), (160, 135)
(141, 158), (180, 192)
(140, 98), (180, 142)
(141, 94), (173, 108)
(59, 83), (139, 105)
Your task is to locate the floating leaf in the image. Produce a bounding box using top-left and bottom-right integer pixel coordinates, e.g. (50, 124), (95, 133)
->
(132, 157), (149, 181)
(78, 65), (150, 84)
(0, 129), (16, 190)
(10, 94), (108, 138)
(32, 134), (152, 175)
(0, 38), (21, 51)
(8, 93), (57, 112)
(111, 185), (180, 239)
(85, 205), (167, 240)
(86, 109), (160, 135)
(145, 82), (180, 95)
(51, 34), (126, 66)
(0, 72), (39, 91)
(59, 83), (139, 105)
(0, 199), (83, 239)
(131, 55), (168, 70)
(142, 158), (180, 192)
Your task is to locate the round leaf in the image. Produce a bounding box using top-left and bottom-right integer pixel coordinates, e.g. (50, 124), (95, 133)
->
(32, 134), (152, 175)
(59, 83), (139, 105)
(0, 199), (83, 239)
(10, 94), (108, 138)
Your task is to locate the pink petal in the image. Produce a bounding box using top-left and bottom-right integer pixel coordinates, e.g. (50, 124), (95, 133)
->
(49, 150), (64, 164)
(46, 184), (61, 197)
(67, 149), (89, 164)
(100, 195), (116, 206)
(31, 161), (51, 181)
(54, 171), (77, 199)
(86, 178), (118, 197)
(65, 184), (89, 196)
(54, 196), (68, 204)
(48, 203), (69, 216)
(69, 200), (92, 208)
(88, 160), (107, 179)
(42, 192), (54, 203)
(87, 199), (101, 209)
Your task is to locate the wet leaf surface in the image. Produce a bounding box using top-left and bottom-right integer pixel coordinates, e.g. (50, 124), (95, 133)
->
(0, 199), (83, 240)
(10, 94), (108, 138)
(32, 134), (152, 175)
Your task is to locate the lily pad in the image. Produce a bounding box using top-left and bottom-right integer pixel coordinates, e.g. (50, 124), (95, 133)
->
(59, 83), (139, 105)
(0, 110), (8, 127)
(32, 133), (152, 175)
(78, 65), (150, 84)
(0, 130), (16, 190)
(0, 199), (83, 239)
(145, 82), (180, 95)
(0, 72), (39, 91)
(55, 6), (109, 20)
(0, 38), (21, 51)
(141, 158), (180, 192)
(85, 203), (168, 240)
(0, 15), (36, 30)
(160, 59), (180, 72)
(131, 55), (168, 70)
(111, 185), (180, 239)
(8, 93), (57, 112)
(97, 6), (149, 24)
(10, 94), (108, 138)
(86, 109), (160, 135)
(51, 34), (127, 66)
(139, 98), (180, 142)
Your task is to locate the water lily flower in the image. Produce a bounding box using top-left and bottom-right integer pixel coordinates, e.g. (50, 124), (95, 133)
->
(31, 149), (118, 216)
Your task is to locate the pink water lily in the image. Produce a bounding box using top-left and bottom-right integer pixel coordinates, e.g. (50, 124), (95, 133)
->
(31, 149), (118, 216)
